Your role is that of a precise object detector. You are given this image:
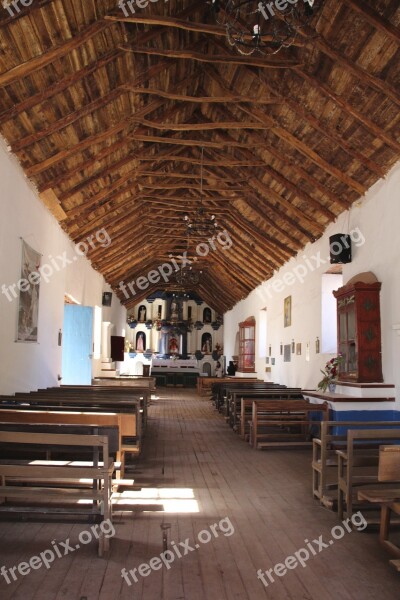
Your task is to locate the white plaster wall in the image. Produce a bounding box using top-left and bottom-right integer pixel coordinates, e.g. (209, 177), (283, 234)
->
(224, 162), (400, 398)
(0, 140), (126, 393)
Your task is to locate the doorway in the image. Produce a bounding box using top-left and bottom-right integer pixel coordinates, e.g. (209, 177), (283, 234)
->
(61, 304), (93, 385)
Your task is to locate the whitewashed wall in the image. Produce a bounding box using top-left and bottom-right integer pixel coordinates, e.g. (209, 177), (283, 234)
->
(0, 140), (126, 393)
(224, 162), (400, 399)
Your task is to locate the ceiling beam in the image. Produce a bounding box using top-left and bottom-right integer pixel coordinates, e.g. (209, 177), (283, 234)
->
(0, 49), (123, 125)
(120, 45), (302, 69)
(133, 118), (271, 131)
(130, 134), (264, 149)
(295, 68), (400, 154)
(345, 0), (400, 44)
(124, 85), (281, 105)
(312, 34), (400, 107)
(0, 21), (111, 88)
(11, 87), (127, 152)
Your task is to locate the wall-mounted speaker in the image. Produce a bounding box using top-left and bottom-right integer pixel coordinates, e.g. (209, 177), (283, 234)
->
(102, 292), (112, 306)
(329, 234), (352, 264)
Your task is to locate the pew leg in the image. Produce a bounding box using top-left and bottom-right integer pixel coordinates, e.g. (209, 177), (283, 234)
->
(380, 504), (391, 545)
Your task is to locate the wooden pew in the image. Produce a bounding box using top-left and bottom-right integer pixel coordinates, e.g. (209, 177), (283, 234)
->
(337, 428), (400, 520)
(251, 399), (329, 449)
(19, 384), (149, 429)
(312, 421), (400, 508)
(3, 387), (145, 451)
(0, 407), (137, 478)
(0, 430), (114, 556)
(357, 446), (400, 561)
(211, 379), (265, 411)
(214, 381), (282, 414)
(39, 391), (147, 431)
(226, 385), (289, 425)
(237, 389), (303, 438)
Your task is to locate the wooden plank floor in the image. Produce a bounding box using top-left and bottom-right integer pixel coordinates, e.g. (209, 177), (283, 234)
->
(0, 388), (399, 599)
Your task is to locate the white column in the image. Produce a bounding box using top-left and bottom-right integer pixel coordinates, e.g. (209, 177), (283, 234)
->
(101, 322), (112, 361)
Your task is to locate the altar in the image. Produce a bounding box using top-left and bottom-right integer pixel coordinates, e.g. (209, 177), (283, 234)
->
(150, 358), (200, 388)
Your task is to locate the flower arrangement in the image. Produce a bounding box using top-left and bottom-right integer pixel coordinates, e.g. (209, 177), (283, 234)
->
(317, 354), (344, 392)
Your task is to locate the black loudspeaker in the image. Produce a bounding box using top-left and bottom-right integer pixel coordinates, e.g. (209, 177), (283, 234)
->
(329, 234), (352, 264)
(102, 292), (112, 306)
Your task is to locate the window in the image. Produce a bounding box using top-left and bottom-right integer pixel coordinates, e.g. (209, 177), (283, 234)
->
(321, 272), (343, 354)
(258, 308), (267, 358)
(238, 317), (256, 372)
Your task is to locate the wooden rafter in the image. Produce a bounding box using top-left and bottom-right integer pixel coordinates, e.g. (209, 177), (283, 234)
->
(120, 45), (302, 69)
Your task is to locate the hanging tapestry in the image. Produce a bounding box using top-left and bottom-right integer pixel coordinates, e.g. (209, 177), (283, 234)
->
(17, 240), (41, 342)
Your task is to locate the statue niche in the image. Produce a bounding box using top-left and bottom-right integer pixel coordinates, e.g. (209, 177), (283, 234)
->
(201, 333), (212, 354)
(203, 307), (212, 323)
(138, 305), (146, 322)
(136, 331), (146, 352)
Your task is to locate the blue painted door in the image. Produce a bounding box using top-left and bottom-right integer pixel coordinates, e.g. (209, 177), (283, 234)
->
(61, 305), (93, 385)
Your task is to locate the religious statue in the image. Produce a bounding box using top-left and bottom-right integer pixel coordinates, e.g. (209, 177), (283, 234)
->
(169, 337), (179, 354)
(136, 332), (144, 352)
(202, 337), (212, 354)
(170, 299), (178, 319)
(139, 306), (146, 322)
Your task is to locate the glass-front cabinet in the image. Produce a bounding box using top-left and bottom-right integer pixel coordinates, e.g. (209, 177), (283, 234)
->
(238, 317), (256, 373)
(333, 281), (382, 383)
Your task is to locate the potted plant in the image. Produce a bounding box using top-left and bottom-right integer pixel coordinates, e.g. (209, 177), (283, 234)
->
(317, 354), (344, 392)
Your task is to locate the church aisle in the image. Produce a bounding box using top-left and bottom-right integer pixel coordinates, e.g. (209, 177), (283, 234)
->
(0, 388), (398, 600)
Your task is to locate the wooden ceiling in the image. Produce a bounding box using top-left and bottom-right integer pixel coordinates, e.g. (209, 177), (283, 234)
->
(0, 0), (399, 314)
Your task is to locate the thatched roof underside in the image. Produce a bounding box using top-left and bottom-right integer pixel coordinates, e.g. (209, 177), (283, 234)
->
(0, 0), (399, 313)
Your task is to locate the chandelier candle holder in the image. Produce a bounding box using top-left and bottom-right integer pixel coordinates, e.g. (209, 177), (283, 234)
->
(175, 265), (202, 287)
(184, 209), (218, 237)
(211, 0), (323, 56)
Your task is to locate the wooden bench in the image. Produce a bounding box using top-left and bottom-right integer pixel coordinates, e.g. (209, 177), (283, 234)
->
(357, 446), (400, 561)
(312, 421), (400, 508)
(0, 406), (137, 478)
(337, 428), (400, 520)
(210, 380), (264, 411)
(238, 389), (304, 439)
(17, 384), (149, 429)
(251, 399), (329, 449)
(0, 430), (114, 556)
(225, 385), (289, 426)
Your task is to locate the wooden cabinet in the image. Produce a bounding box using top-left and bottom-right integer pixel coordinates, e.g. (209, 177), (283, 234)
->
(333, 281), (382, 383)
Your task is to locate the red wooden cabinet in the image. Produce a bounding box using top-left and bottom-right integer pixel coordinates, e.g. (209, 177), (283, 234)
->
(333, 281), (383, 383)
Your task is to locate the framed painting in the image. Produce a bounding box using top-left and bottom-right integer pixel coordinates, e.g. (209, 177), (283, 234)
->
(283, 344), (291, 362)
(284, 295), (292, 327)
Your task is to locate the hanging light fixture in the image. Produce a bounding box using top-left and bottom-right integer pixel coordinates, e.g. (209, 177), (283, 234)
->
(175, 265), (202, 287)
(211, 0), (323, 56)
(184, 147), (219, 237)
